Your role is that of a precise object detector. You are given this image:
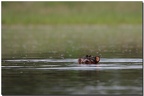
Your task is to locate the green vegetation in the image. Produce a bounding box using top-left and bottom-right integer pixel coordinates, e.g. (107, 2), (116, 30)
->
(2, 2), (142, 58)
(2, 2), (142, 25)
(2, 25), (142, 58)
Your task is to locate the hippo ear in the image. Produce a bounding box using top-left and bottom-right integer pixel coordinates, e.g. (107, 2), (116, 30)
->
(95, 56), (100, 62)
(86, 55), (88, 57)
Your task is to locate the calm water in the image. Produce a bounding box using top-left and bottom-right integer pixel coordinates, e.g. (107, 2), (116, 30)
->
(2, 57), (142, 95)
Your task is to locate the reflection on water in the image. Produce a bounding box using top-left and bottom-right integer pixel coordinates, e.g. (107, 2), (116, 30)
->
(2, 58), (142, 95)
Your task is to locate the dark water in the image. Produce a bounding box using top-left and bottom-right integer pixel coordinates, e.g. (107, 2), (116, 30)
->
(2, 58), (142, 95)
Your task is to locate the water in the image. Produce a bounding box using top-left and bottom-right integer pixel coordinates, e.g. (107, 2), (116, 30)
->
(2, 58), (142, 95)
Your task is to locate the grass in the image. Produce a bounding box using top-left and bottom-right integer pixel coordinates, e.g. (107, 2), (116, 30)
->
(2, 2), (142, 25)
(2, 25), (142, 58)
(2, 2), (142, 58)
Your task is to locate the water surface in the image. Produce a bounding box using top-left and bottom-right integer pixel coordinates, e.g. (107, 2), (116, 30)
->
(2, 58), (142, 95)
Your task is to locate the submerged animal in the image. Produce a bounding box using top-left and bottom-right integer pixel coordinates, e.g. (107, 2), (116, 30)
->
(78, 55), (100, 64)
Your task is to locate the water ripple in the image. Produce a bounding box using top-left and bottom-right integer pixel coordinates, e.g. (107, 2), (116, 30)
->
(3, 58), (142, 63)
(2, 58), (142, 70)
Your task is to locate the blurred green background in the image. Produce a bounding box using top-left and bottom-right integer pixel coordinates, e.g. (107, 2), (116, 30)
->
(2, 2), (142, 59)
(2, 2), (142, 24)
